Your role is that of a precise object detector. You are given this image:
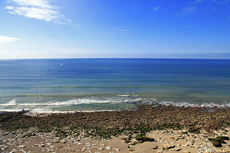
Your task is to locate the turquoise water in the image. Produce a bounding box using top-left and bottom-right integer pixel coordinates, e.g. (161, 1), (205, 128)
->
(0, 58), (230, 112)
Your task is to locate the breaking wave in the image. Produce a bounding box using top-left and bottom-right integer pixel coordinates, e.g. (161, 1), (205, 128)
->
(0, 96), (230, 113)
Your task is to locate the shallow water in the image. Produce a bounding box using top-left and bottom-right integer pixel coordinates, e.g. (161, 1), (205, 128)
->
(0, 58), (230, 112)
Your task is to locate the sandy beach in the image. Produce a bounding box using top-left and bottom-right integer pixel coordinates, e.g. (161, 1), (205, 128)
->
(1, 104), (230, 153)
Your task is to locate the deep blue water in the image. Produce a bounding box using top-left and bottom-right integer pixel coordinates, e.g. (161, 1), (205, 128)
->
(0, 58), (230, 112)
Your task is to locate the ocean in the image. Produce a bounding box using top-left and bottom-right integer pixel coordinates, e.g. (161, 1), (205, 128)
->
(0, 58), (230, 113)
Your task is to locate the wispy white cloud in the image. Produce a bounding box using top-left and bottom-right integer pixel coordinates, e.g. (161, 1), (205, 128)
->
(0, 35), (20, 43)
(9, 0), (53, 8)
(217, 0), (229, 4)
(179, 6), (197, 15)
(71, 24), (80, 28)
(5, 0), (71, 24)
(5, 6), (14, 10)
(213, 0), (229, 4)
(153, 6), (159, 11)
(193, 0), (203, 3)
(196, 0), (229, 4)
(106, 27), (131, 35)
(179, 0), (229, 16)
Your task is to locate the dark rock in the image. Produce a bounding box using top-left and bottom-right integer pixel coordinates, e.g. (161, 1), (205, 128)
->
(136, 137), (155, 142)
(211, 141), (222, 147)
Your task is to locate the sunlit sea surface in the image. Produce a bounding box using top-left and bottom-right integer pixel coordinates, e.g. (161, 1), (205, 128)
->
(0, 58), (230, 113)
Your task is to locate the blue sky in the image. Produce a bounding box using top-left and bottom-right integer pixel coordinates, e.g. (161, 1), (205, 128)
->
(0, 0), (230, 59)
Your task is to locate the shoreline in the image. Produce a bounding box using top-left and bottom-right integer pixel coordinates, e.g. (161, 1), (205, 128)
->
(1, 104), (230, 152)
(2, 100), (230, 115)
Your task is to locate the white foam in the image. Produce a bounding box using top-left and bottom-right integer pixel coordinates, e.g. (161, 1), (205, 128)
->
(158, 101), (230, 108)
(29, 108), (118, 114)
(0, 99), (17, 106)
(17, 98), (123, 106)
(117, 94), (130, 97)
(0, 97), (140, 109)
(0, 109), (30, 112)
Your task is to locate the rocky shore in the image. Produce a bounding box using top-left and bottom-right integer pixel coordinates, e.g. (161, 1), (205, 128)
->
(1, 104), (230, 152)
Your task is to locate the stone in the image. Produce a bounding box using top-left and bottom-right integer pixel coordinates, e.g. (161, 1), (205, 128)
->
(211, 141), (221, 147)
(136, 137), (155, 143)
(18, 145), (26, 148)
(113, 148), (122, 152)
(60, 139), (66, 144)
(182, 143), (189, 147)
(128, 140), (142, 145)
(82, 147), (85, 152)
(173, 147), (181, 151)
(39, 144), (45, 147)
(161, 144), (175, 150)
(47, 149), (54, 152)
(129, 148), (134, 151)
(9, 149), (17, 153)
(161, 145), (168, 150)
(105, 146), (112, 150)
(153, 145), (158, 149)
(166, 144), (175, 149)
(98, 147), (104, 150)
(85, 143), (91, 147)
(182, 129), (188, 134)
(132, 134), (137, 138)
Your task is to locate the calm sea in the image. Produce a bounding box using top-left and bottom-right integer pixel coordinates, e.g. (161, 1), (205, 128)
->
(0, 58), (230, 112)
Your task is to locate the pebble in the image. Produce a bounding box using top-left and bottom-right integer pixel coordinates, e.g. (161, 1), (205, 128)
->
(113, 148), (122, 152)
(98, 147), (104, 150)
(105, 146), (112, 150)
(39, 144), (45, 147)
(85, 143), (91, 147)
(9, 149), (17, 153)
(60, 139), (66, 144)
(18, 145), (26, 148)
(173, 147), (181, 151)
(153, 145), (158, 149)
(47, 149), (54, 152)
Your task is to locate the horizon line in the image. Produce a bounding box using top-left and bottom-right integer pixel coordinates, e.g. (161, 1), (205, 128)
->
(1, 57), (230, 60)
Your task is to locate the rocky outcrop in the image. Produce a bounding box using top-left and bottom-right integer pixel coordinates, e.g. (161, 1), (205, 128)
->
(1, 104), (230, 138)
